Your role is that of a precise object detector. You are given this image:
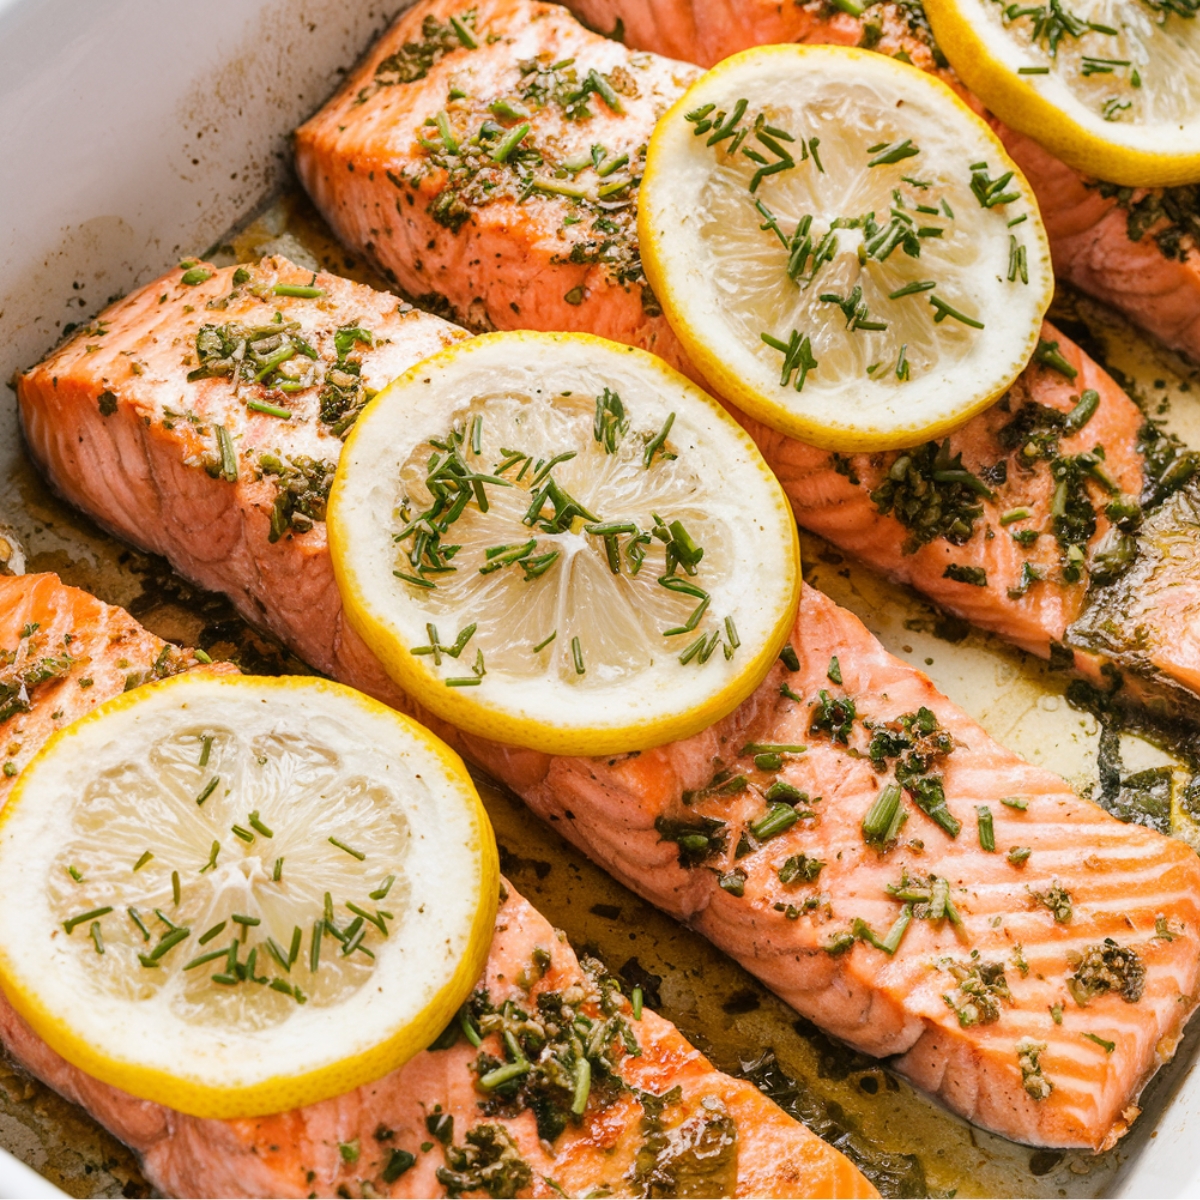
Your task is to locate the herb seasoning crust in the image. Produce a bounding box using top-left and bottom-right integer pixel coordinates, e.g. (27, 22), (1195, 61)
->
(294, 0), (701, 372)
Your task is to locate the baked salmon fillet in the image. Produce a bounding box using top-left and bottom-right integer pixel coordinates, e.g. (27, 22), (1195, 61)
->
(294, 0), (699, 373)
(0, 573), (875, 1199)
(290, 0), (1200, 699)
(18, 262), (1200, 1151)
(562, 0), (1200, 363)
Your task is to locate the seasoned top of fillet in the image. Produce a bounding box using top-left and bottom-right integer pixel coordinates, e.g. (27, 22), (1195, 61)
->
(743, 323), (1148, 659)
(516, 583), (1200, 1151)
(0, 575), (875, 1199)
(19, 255), (462, 536)
(294, 0), (699, 369)
(0, 573), (216, 807)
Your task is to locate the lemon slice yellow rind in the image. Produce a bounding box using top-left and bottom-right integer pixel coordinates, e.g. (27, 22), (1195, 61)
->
(925, 0), (1200, 188)
(0, 672), (498, 1120)
(330, 331), (800, 758)
(638, 44), (1054, 452)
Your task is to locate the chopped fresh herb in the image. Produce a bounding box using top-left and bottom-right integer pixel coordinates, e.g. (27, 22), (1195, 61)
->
(976, 805), (995, 851)
(1068, 939), (1145, 1006)
(944, 564), (988, 587)
(809, 689), (856, 743)
(1017, 1038), (1052, 1101)
(1033, 883), (1073, 923)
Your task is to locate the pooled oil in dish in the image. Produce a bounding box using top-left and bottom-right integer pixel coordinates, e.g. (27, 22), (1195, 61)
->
(2, 187), (1199, 1199)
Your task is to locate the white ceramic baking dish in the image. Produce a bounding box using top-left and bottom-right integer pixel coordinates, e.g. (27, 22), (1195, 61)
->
(2, 0), (1199, 1195)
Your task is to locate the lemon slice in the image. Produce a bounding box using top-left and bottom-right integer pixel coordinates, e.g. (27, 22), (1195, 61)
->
(638, 45), (1053, 451)
(0, 672), (497, 1119)
(329, 331), (800, 757)
(926, 0), (1200, 187)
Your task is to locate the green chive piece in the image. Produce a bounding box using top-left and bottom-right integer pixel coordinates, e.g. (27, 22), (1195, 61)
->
(133, 850), (153, 872)
(232, 913), (261, 927)
(211, 973), (238, 986)
(1018, 65), (1050, 74)
(273, 857), (284, 882)
(193, 648), (213, 664)
(172, 870), (181, 906)
(214, 425), (238, 482)
(248, 811), (274, 838)
(479, 1057), (531, 1091)
(929, 295), (984, 328)
(1082, 1032), (1115, 1053)
(435, 109), (457, 152)
(754, 752), (784, 771)
(199, 921), (227, 946)
(742, 743), (807, 755)
(266, 937), (292, 973)
(232, 824), (254, 843)
(394, 570), (437, 589)
(184, 945), (232, 971)
(976, 805), (995, 852)
(148, 926), (191, 961)
(827, 656), (842, 685)
(449, 13), (477, 47)
(67, 865), (83, 883)
(329, 836), (366, 861)
(370, 874), (396, 901)
(779, 644), (800, 671)
(63, 906), (113, 934)
(854, 904), (913, 954)
(246, 398), (292, 419)
(750, 802), (799, 842)
(533, 631), (557, 653)
(459, 1007), (482, 1047)
(128, 908), (151, 942)
(571, 636), (585, 675)
(199, 840), (220, 874)
(862, 784), (905, 846)
(347, 901), (388, 935)
(1001, 796), (1029, 810)
(89, 922), (105, 955)
(643, 412), (676, 468)
(888, 280), (937, 300)
(311, 921), (323, 973)
(271, 283), (324, 298)
(491, 122), (531, 163)
(1008, 846), (1032, 866)
(631, 985), (643, 1020)
(571, 1056), (592, 1116)
(1000, 507), (1031, 525)
(199, 734), (213, 768)
(196, 776), (219, 806)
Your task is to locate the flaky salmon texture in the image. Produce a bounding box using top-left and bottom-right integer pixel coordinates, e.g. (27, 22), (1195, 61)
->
(0, 574), (874, 1200)
(292, 0), (1200, 707)
(560, 0), (1200, 363)
(17, 260), (1200, 1153)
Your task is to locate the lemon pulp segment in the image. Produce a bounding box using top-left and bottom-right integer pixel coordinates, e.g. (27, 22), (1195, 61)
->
(330, 331), (800, 756)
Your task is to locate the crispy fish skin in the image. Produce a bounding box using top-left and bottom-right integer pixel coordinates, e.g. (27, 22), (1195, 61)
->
(18, 262), (1200, 1150)
(0, 573), (874, 1199)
